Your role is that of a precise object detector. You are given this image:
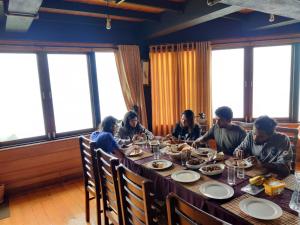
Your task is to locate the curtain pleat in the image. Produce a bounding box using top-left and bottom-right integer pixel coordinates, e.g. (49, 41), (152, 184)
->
(150, 42), (212, 136)
(115, 45), (148, 127)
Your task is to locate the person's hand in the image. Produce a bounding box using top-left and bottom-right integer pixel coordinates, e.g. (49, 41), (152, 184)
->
(165, 134), (172, 139)
(192, 139), (200, 148)
(132, 134), (140, 141)
(246, 156), (258, 165)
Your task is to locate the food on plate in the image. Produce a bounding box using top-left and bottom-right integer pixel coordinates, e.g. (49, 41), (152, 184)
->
(178, 143), (189, 151)
(202, 165), (222, 172)
(152, 162), (164, 169)
(249, 175), (266, 186)
(215, 152), (224, 161)
(187, 158), (206, 165)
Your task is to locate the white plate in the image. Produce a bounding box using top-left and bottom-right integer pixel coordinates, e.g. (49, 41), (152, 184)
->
(145, 159), (173, 170)
(127, 149), (143, 157)
(171, 170), (201, 183)
(199, 181), (234, 199)
(239, 198), (283, 220)
(225, 159), (253, 169)
(199, 163), (225, 176)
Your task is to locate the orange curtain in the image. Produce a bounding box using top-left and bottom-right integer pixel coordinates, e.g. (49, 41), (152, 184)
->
(150, 42), (212, 136)
(115, 45), (148, 127)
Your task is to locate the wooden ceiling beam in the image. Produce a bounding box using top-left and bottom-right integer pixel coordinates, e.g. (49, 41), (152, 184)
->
(41, 0), (160, 22)
(142, 0), (242, 39)
(115, 0), (185, 12)
(5, 0), (43, 32)
(219, 0), (300, 20)
(254, 19), (300, 31)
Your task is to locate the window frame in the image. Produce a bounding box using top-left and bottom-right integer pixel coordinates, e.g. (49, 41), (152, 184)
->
(0, 48), (117, 148)
(212, 43), (297, 123)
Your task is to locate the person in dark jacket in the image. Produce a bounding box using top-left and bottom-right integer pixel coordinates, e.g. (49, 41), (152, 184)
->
(234, 116), (292, 177)
(171, 110), (200, 141)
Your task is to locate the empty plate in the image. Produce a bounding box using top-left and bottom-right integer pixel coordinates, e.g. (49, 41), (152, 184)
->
(145, 159), (173, 170)
(127, 149), (143, 157)
(171, 170), (201, 183)
(199, 181), (234, 199)
(239, 198), (283, 220)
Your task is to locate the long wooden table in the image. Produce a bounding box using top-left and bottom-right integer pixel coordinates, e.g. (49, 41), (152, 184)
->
(122, 148), (299, 225)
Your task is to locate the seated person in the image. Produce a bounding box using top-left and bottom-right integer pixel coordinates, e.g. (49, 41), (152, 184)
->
(117, 110), (153, 143)
(90, 116), (137, 158)
(193, 106), (246, 155)
(234, 116), (292, 177)
(171, 110), (200, 141)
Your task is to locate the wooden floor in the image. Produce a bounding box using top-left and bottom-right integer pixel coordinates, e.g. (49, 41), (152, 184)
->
(0, 179), (101, 225)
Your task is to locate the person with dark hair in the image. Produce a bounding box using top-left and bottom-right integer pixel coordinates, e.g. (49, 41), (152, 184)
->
(118, 110), (153, 142)
(90, 116), (138, 158)
(234, 116), (292, 177)
(171, 109), (200, 141)
(193, 106), (246, 155)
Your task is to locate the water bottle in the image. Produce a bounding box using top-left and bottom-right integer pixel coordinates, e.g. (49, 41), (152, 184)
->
(289, 175), (300, 213)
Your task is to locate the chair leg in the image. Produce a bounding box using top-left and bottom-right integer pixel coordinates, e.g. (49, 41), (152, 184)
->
(85, 190), (90, 223)
(96, 196), (101, 225)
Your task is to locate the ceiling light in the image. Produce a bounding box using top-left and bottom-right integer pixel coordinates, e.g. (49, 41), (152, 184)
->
(106, 15), (111, 30)
(269, 14), (275, 23)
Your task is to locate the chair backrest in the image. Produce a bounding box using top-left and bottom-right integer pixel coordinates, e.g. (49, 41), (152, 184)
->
(96, 148), (122, 224)
(276, 126), (298, 172)
(166, 193), (228, 225)
(232, 121), (253, 131)
(117, 165), (156, 225)
(79, 136), (100, 196)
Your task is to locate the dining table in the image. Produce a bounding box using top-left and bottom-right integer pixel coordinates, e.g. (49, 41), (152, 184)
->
(121, 143), (299, 225)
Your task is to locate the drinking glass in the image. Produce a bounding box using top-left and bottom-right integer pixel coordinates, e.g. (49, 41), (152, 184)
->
(153, 145), (160, 160)
(181, 151), (188, 166)
(227, 166), (236, 185)
(237, 150), (245, 179)
(289, 182), (300, 214)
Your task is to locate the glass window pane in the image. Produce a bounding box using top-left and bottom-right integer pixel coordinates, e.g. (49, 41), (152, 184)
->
(95, 52), (127, 120)
(253, 45), (291, 118)
(48, 54), (93, 133)
(0, 53), (45, 142)
(212, 49), (244, 118)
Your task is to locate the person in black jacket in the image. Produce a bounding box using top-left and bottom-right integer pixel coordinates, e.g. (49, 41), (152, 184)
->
(171, 110), (200, 141)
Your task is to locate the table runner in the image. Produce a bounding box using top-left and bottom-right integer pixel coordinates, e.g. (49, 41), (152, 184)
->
(283, 174), (297, 191)
(221, 194), (300, 225)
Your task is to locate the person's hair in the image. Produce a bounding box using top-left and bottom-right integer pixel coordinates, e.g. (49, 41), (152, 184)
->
(181, 109), (195, 127)
(215, 106), (233, 121)
(123, 111), (139, 129)
(254, 116), (277, 135)
(99, 116), (117, 133)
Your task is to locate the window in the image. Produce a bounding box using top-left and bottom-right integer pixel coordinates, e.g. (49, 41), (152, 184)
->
(253, 45), (291, 118)
(47, 54), (93, 133)
(212, 49), (244, 118)
(95, 52), (127, 120)
(0, 53), (45, 142)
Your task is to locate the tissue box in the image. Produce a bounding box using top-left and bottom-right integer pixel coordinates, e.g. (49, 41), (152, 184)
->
(263, 178), (286, 196)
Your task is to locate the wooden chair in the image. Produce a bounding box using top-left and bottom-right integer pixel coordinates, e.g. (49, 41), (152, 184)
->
(96, 148), (122, 225)
(166, 193), (229, 225)
(117, 165), (157, 225)
(276, 126), (298, 172)
(79, 136), (102, 225)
